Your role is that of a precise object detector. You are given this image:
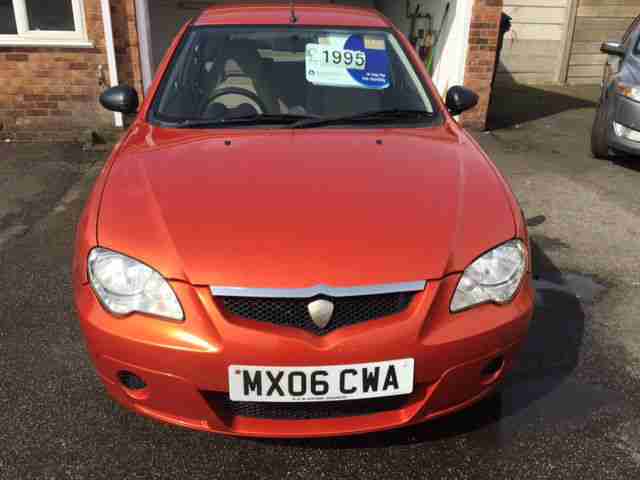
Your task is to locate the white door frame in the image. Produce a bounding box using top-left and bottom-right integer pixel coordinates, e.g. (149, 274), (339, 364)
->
(431, 0), (474, 94)
(135, 0), (154, 92)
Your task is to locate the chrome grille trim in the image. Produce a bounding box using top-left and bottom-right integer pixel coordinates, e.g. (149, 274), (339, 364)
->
(210, 281), (426, 299)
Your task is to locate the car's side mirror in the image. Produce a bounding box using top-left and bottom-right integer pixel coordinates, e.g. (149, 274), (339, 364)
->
(601, 41), (626, 57)
(99, 85), (139, 114)
(445, 86), (479, 116)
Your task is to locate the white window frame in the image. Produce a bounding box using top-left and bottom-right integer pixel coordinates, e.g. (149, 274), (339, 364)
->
(0, 0), (92, 47)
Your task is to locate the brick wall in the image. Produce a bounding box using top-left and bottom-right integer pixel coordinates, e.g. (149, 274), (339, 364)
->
(462, 0), (502, 130)
(0, 0), (142, 142)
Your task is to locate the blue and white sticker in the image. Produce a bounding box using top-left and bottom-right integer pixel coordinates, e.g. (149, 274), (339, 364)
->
(305, 34), (390, 90)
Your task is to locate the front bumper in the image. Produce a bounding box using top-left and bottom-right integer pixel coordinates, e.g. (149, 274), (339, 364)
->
(75, 274), (534, 438)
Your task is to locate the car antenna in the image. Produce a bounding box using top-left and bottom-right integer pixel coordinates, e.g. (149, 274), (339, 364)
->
(289, 0), (298, 24)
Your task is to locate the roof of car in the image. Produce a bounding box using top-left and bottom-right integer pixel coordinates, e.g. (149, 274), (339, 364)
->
(194, 3), (391, 28)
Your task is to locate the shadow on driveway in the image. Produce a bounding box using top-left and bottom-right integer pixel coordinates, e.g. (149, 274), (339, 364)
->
(488, 83), (599, 130)
(609, 153), (640, 173)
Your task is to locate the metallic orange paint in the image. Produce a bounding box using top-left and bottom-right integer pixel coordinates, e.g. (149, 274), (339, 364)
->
(73, 4), (534, 437)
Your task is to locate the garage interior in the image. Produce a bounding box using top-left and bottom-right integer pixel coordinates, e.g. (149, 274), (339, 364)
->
(139, 0), (472, 96)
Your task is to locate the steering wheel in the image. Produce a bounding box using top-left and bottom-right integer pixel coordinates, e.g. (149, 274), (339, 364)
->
(206, 87), (268, 115)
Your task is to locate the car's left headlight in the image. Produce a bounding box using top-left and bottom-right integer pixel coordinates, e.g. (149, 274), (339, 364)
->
(451, 239), (527, 313)
(88, 248), (184, 321)
(617, 83), (640, 103)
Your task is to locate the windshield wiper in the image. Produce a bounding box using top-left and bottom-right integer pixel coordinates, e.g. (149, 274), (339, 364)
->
(290, 109), (435, 129)
(175, 113), (317, 129)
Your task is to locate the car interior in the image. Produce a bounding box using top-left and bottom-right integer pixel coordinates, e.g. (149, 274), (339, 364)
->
(155, 31), (428, 122)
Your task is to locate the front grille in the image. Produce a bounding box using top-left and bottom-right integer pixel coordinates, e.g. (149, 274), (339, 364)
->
(203, 392), (410, 420)
(218, 292), (415, 335)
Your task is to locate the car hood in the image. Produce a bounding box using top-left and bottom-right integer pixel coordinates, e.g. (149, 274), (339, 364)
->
(98, 125), (516, 287)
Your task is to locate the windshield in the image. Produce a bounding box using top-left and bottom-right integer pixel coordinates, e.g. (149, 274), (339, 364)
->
(150, 26), (438, 127)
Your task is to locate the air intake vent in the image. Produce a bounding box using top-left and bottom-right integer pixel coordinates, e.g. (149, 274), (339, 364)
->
(218, 292), (415, 335)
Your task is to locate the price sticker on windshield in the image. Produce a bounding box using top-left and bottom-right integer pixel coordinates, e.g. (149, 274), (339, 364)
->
(310, 45), (366, 71)
(306, 34), (390, 90)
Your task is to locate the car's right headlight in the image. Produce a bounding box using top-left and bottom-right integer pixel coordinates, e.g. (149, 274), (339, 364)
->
(88, 248), (184, 321)
(451, 239), (527, 313)
(617, 83), (640, 103)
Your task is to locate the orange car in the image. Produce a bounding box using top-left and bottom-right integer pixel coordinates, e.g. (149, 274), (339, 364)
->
(73, 4), (534, 438)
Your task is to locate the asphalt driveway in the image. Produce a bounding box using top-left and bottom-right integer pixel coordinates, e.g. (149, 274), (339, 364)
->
(1, 84), (639, 479)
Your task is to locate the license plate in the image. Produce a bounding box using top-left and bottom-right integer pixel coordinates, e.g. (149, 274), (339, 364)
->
(228, 358), (414, 403)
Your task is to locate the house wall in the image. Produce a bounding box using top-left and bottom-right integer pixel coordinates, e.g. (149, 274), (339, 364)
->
(0, 0), (143, 142)
(566, 0), (638, 84)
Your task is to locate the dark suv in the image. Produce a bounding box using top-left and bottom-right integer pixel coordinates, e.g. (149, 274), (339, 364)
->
(591, 15), (640, 159)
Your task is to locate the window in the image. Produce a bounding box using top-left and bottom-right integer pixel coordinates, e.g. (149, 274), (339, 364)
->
(151, 26), (438, 128)
(0, 0), (91, 47)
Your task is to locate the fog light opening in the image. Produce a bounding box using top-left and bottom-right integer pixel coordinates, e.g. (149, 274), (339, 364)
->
(118, 371), (147, 391)
(481, 356), (505, 378)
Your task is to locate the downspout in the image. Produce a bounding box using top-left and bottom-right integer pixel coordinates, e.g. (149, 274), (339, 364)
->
(135, 0), (154, 93)
(100, 0), (123, 128)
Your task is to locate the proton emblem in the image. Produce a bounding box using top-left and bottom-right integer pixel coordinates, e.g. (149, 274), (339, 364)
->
(307, 299), (334, 329)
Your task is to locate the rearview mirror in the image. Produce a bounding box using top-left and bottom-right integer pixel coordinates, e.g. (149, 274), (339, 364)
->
(99, 85), (139, 114)
(445, 86), (479, 116)
(601, 41), (625, 57)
